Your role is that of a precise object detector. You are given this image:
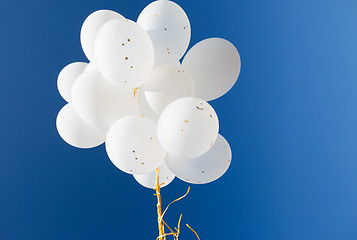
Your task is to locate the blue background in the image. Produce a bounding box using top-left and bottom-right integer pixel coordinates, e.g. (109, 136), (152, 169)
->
(1, 0), (357, 239)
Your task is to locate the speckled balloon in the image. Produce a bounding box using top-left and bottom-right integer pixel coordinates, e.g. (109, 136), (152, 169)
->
(137, 0), (191, 67)
(95, 19), (154, 88)
(106, 116), (166, 175)
(157, 97), (219, 159)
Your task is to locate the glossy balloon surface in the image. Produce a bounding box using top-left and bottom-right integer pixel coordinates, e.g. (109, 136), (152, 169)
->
(56, 104), (106, 148)
(157, 97), (219, 158)
(106, 116), (166, 175)
(71, 70), (140, 130)
(183, 38), (241, 101)
(95, 19), (154, 88)
(166, 134), (231, 184)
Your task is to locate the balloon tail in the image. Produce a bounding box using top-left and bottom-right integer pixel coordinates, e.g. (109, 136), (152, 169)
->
(133, 87), (139, 98)
(186, 224), (200, 240)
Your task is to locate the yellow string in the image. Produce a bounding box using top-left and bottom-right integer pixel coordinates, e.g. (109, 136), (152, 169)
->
(154, 169), (199, 240)
(162, 220), (177, 238)
(155, 168), (166, 240)
(159, 187), (190, 223)
(186, 224), (200, 240)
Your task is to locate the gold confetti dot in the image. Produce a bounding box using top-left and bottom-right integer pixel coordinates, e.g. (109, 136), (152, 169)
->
(131, 66), (133, 68)
(181, 129), (183, 132)
(128, 38), (131, 42)
(202, 171), (205, 173)
(122, 43), (124, 46)
(184, 120), (189, 123)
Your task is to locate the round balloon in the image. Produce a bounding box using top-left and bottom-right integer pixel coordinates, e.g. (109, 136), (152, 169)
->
(138, 64), (195, 122)
(133, 162), (175, 189)
(166, 134), (231, 184)
(95, 19), (154, 88)
(84, 62), (97, 72)
(80, 10), (124, 62)
(57, 62), (87, 102)
(137, 0), (191, 67)
(157, 97), (219, 159)
(106, 116), (166, 175)
(56, 103), (106, 148)
(182, 38), (241, 101)
(71, 70), (140, 130)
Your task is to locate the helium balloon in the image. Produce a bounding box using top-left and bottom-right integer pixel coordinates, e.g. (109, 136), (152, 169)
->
(56, 103), (106, 148)
(165, 134), (231, 184)
(106, 116), (166, 175)
(157, 97), (219, 159)
(84, 62), (97, 72)
(133, 162), (175, 189)
(57, 62), (87, 102)
(138, 64), (195, 122)
(95, 19), (154, 88)
(182, 38), (241, 101)
(71, 70), (140, 130)
(137, 0), (191, 67)
(80, 10), (124, 62)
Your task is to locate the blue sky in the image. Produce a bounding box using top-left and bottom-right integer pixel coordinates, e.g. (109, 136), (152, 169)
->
(1, 0), (357, 239)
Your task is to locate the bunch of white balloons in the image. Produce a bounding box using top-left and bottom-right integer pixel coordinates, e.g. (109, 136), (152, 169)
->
(56, 0), (241, 188)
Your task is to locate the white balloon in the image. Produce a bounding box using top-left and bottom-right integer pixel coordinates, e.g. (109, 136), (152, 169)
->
(157, 97), (219, 159)
(106, 116), (166, 175)
(138, 64), (195, 122)
(80, 10), (124, 62)
(84, 62), (97, 72)
(137, 0), (191, 67)
(182, 38), (241, 101)
(57, 62), (87, 102)
(133, 162), (175, 189)
(56, 103), (106, 148)
(166, 134), (231, 184)
(71, 70), (140, 130)
(95, 19), (154, 88)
